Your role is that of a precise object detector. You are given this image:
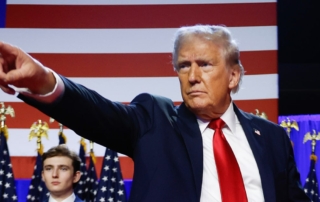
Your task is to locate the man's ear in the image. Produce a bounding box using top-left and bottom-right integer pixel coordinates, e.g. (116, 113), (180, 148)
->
(73, 171), (81, 183)
(228, 64), (241, 89)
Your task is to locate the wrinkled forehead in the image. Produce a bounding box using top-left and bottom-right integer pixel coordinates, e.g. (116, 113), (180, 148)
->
(177, 33), (225, 53)
(178, 34), (224, 57)
(179, 32), (215, 44)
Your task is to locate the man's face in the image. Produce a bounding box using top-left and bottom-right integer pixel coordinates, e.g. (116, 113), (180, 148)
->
(42, 156), (80, 199)
(176, 35), (240, 120)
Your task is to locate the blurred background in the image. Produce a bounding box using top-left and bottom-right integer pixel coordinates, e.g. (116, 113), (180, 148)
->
(278, 0), (320, 115)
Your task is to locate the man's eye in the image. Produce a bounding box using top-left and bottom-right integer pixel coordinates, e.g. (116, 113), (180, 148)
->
(45, 167), (52, 171)
(60, 167), (68, 171)
(200, 62), (209, 67)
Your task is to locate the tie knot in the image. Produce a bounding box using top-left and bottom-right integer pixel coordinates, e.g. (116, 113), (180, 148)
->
(208, 118), (225, 130)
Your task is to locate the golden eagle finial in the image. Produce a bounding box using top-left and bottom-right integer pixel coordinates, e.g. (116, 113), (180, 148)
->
(280, 118), (299, 137)
(303, 129), (320, 152)
(254, 109), (268, 120)
(251, 109), (268, 120)
(29, 120), (49, 151)
(0, 102), (15, 129)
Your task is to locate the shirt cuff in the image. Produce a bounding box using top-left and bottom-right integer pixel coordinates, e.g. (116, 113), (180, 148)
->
(17, 68), (65, 103)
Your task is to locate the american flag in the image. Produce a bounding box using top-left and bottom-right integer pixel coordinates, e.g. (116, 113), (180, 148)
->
(303, 155), (320, 201)
(85, 150), (99, 202)
(58, 131), (66, 145)
(0, 129), (18, 201)
(95, 148), (127, 202)
(58, 124), (67, 145)
(26, 150), (49, 202)
(74, 138), (89, 200)
(1, 0), (278, 193)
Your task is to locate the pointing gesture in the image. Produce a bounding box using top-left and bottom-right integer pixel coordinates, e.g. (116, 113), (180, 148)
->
(0, 41), (56, 95)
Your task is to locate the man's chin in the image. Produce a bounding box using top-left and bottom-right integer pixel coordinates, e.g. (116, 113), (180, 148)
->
(186, 103), (207, 115)
(186, 102), (222, 120)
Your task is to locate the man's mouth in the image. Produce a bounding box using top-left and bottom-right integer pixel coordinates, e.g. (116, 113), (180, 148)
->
(187, 90), (205, 95)
(51, 181), (60, 185)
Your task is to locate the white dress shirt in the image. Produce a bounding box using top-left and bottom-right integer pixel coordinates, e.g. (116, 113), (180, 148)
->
(199, 103), (264, 202)
(48, 193), (75, 202)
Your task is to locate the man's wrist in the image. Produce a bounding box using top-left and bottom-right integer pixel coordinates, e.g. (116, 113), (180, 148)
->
(18, 69), (65, 103)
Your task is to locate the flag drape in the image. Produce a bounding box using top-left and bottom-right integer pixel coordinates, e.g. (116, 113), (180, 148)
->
(26, 150), (48, 202)
(0, 128), (18, 201)
(74, 139), (88, 200)
(58, 131), (66, 145)
(303, 157), (320, 201)
(95, 148), (127, 202)
(85, 151), (99, 202)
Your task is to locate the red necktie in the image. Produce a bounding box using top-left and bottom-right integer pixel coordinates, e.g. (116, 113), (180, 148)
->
(208, 118), (248, 202)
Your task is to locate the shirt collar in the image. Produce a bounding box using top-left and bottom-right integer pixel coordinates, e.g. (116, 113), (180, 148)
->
(197, 102), (237, 134)
(48, 192), (75, 202)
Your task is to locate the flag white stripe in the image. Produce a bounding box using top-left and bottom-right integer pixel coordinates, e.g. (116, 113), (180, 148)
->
(0, 26), (277, 53)
(1, 74), (278, 102)
(6, 129), (126, 157)
(7, 0), (276, 5)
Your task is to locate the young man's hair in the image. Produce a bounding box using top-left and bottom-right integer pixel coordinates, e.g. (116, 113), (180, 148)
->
(42, 144), (81, 174)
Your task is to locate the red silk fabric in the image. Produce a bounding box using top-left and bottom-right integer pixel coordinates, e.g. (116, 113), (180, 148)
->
(208, 118), (248, 202)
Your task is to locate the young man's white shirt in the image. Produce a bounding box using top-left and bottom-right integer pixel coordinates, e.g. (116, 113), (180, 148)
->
(48, 193), (75, 202)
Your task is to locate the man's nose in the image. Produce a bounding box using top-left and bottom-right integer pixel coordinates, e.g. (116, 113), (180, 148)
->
(188, 64), (201, 83)
(52, 168), (58, 178)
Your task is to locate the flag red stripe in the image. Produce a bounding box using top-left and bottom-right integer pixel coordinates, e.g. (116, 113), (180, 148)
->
(6, 3), (276, 28)
(234, 99), (278, 123)
(5, 99), (277, 129)
(30, 50), (277, 77)
(11, 156), (134, 179)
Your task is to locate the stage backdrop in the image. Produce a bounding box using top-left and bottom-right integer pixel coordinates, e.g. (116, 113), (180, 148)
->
(0, 0), (277, 201)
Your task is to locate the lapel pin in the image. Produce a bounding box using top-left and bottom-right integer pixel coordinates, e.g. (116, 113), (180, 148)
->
(254, 129), (261, 136)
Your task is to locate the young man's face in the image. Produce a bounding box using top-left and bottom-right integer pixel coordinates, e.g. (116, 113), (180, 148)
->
(42, 156), (80, 199)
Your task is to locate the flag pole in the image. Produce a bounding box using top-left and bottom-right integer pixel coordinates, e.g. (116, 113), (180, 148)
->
(0, 102), (15, 139)
(0, 102), (18, 201)
(29, 120), (49, 154)
(303, 129), (320, 200)
(49, 117), (67, 144)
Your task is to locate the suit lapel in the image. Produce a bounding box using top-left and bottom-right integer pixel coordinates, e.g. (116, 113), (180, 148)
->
(175, 103), (277, 201)
(233, 104), (276, 201)
(74, 195), (83, 202)
(176, 103), (203, 200)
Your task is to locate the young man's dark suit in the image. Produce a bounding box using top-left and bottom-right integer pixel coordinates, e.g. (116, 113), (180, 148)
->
(20, 76), (310, 202)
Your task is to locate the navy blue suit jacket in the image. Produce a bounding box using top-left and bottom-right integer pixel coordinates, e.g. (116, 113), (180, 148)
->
(20, 76), (310, 202)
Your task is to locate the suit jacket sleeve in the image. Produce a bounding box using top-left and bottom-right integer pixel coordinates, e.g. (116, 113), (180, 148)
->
(18, 75), (163, 157)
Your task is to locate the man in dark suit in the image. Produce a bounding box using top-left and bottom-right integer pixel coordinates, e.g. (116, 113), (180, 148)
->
(42, 145), (83, 202)
(0, 25), (310, 201)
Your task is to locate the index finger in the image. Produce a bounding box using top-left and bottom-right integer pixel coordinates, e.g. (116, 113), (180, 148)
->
(0, 41), (18, 57)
